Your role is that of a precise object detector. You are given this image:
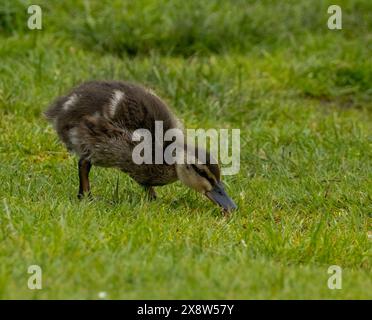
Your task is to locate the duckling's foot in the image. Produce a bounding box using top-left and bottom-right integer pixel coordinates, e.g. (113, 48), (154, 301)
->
(144, 186), (157, 201)
(77, 192), (93, 201)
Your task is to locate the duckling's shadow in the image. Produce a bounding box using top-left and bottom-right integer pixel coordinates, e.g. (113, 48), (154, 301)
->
(71, 188), (228, 217)
(167, 192), (225, 217)
(69, 188), (145, 207)
(99, 189), (145, 206)
(111, 189), (146, 206)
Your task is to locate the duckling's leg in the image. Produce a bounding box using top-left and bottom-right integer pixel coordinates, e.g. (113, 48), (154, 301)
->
(143, 185), (157, 201)
(78, 158), (92, 199)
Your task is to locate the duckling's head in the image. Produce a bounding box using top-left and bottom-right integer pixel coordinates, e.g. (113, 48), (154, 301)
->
(175, 150), (237, 212)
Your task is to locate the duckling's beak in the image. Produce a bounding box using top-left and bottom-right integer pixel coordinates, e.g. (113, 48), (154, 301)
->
(205, 182), (237, 212)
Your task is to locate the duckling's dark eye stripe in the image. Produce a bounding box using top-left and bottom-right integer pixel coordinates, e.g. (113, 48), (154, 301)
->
(191, 164), (215, 185)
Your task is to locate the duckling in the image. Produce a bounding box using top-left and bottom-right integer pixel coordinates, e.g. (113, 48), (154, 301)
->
(44, 81), (237, 212)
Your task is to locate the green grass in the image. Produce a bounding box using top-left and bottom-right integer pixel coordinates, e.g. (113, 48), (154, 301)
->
(0, 0), (371, 299)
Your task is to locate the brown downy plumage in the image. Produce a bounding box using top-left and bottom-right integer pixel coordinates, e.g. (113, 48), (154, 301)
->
(44, 81), (236, 211)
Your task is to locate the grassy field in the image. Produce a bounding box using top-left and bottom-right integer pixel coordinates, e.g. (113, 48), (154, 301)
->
(0, 0), (371, 299)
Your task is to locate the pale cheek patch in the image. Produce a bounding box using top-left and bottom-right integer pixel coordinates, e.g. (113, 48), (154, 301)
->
(202, 179), (213, 192)
(188, 171), (212, 193)
(63, 94), (78, 111)
(107, 90), (125, 118)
